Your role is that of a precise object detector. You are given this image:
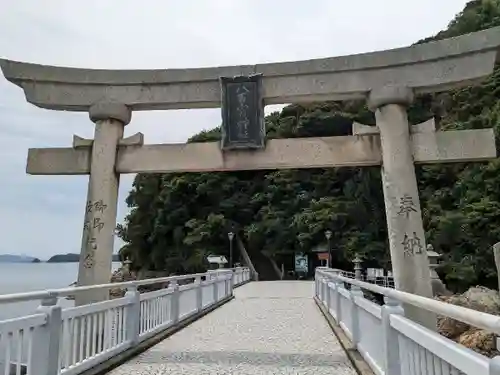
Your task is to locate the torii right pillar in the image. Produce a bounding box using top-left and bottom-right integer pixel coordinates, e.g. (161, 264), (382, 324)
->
(368, 86), (436, 329)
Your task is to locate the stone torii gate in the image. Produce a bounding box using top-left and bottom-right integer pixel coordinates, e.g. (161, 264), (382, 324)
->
(2, 26), (500, 328)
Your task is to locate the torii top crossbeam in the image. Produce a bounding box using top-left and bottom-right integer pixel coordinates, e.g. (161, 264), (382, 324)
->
(2, 26), (500, 111)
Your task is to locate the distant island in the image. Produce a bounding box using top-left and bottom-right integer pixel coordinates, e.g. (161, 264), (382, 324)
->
(0, 253), (120, 263)
(0, 254), (38, 263)
(47, 253), (80, 263)
(47, 253), (120, 263)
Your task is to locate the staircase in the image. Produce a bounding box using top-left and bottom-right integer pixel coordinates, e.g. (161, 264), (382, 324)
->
(251, 250), (279, 281)
(234, 235), (280, 281)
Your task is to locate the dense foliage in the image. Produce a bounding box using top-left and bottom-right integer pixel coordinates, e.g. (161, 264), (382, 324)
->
(118, 0), (500, 291)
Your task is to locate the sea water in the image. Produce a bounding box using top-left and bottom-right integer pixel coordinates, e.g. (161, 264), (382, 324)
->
(0, 262), (121, 320)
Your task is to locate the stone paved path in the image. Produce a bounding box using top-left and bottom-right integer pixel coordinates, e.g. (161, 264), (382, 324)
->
(109, 281), (356, 375)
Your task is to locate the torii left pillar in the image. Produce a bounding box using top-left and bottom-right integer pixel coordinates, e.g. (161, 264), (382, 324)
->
(76, 102), (131, 306)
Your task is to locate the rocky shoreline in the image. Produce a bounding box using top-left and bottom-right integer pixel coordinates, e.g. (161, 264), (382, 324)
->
(67, 265), (192, 300)
(436, 286), (500, 358)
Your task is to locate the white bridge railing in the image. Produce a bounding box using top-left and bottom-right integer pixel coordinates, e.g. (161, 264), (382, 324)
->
(340, 270), (395, 289)
(315, 267), (500, 375)
(0, 267), (250, 375)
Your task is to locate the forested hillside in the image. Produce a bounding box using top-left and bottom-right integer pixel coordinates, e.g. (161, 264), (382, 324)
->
(117, 0), (500, 292)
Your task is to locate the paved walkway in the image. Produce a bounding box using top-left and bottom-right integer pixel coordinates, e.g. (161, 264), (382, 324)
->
(109, 281), (355, 375)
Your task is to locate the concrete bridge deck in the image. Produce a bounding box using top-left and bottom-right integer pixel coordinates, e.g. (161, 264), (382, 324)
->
(109, 281), (355, 375)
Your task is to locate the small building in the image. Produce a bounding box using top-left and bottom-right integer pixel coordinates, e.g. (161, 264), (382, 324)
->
(207, 255), (228, 269)
(311, 244), (330, 267)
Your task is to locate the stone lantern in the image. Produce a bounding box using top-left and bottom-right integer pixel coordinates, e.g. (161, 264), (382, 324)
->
(353, 255), (363, 281)
(427, 245), (440, 280)
(426, 245), (449, 296)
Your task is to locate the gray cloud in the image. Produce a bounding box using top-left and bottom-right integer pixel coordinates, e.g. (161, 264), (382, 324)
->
(0, 0), (469, 259)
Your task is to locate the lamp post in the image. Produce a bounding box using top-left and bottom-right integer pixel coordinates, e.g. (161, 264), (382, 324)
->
(228, 232), (234, 268)
(325, 230), (332, 268)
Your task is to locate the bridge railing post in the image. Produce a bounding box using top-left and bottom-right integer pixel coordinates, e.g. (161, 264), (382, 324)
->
(316, 273), (322, 300)
(323, 270), (335, 316)
(316, 269), (326, 301)
(322, 276), (328, 302)
(314, 270), (319, 297)
(222, 270), (232, 297)
(327, 279), (337, 319)
(314, 267), (327, 299)
(381, 296), (404, 375)
(349, 285), (364, 346)
(124, 285), (140, 345)
(229, 270), (235, 295)
(232, 268), (237, 286)
(31, 295), (62, 375)
(234, 267), (241, 285)
(170, 280), (180, 324)
(490, 357), (500, 374)
(195, 276), (203, 312)
(325, 276), (331, 309)
(334, 278), (343, 324)
(324, 269), (339, 312)
(212, 272), (219, 303)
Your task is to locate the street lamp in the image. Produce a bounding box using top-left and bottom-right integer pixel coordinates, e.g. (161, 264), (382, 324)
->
(228, 232), (235, 268)
(324, 230), (332, 268)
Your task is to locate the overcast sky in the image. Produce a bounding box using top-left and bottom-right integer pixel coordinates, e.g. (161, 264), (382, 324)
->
(0, 0), (470, 259)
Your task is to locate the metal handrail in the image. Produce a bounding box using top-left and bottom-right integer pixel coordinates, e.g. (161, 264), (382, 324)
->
(0, 267), (246, 304)
(317, 268), (500, 335)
